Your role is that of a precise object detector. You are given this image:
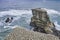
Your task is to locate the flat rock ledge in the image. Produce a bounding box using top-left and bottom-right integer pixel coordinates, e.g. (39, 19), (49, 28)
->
(5, 27), (59, 40)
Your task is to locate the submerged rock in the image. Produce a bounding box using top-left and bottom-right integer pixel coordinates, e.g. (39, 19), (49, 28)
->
(30, 8), (55, 34)
(5, 27), (59, 40)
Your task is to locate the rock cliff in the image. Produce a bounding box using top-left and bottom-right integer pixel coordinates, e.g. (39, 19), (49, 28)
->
(5, 27), (59, 40)
(30, 8), (55, 34)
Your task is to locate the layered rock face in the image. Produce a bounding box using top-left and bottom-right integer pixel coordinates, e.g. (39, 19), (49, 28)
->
(30, 8), (55, 34)
(5, 27), (59, 40)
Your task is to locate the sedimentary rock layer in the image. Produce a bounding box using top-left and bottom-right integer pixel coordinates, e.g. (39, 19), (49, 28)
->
(30, 8), (55, 34)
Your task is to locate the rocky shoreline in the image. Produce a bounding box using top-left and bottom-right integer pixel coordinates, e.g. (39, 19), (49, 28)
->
(5, 27), (59, 40)
(5, 8), (60, 40)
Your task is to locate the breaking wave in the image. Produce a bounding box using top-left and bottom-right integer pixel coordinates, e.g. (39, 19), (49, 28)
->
(45, 8), (60, 31)
(0, 9), (32, 32)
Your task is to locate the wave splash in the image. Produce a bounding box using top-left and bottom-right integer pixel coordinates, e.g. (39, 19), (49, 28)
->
(0, 8), (60, 32)
(0, 9), (32, 32)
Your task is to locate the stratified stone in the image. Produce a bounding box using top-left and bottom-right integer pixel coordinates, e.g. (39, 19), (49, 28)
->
(30, 8), (55, 34)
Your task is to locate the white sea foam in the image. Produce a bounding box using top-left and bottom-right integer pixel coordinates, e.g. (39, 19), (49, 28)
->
(54, 21), (60, 30)
(0, 9), (32, 17)
(44, 8), (60, 15)
(45, 8), (60, 31)
(4, 25), (18, 29)
(40, 8), (60, 31)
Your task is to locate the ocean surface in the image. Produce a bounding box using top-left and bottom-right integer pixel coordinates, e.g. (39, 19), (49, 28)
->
(0, 8), (60, 40)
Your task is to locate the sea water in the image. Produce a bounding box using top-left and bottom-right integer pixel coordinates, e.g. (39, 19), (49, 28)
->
(0, 8), (60, 40)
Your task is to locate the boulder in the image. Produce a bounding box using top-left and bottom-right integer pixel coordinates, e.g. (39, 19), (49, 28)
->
(5, 17), (13, 23)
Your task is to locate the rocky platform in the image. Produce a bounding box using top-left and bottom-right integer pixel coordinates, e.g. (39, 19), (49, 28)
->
(5, 27), (59, 40)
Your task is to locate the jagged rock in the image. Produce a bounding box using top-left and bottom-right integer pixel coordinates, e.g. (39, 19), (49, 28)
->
(5, 27), (59, 40)
(5, 17), (10, 23)
(5, 17), (13, 23)
(30, 8), (55, 34)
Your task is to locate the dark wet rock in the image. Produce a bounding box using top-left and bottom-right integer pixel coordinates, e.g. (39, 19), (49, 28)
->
(52, 27), (60, 39)
(5, 17), (13, 23)
(5, 18), (10, 23)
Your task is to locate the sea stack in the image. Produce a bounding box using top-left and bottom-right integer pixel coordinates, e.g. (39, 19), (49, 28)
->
(30, 8), (55, 34)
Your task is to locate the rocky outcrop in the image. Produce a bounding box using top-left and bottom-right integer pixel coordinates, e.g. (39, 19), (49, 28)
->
(5, 17), (13, 23)
(5, 27), (59, 40)
(30, 8), (55, 34)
